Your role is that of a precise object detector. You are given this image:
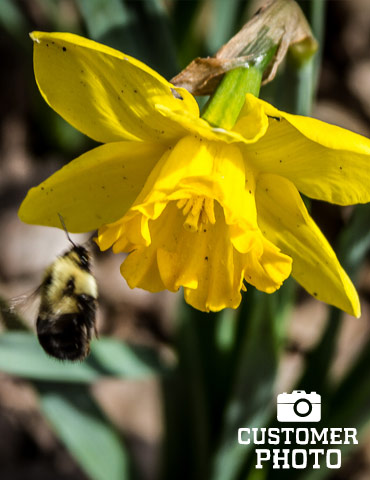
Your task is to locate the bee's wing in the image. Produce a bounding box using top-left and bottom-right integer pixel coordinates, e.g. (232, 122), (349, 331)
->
(8, 289), (37, 309)
(1, 289), (40, 330)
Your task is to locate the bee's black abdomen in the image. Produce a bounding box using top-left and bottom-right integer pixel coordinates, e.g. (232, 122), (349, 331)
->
(37, 312), (94, 361)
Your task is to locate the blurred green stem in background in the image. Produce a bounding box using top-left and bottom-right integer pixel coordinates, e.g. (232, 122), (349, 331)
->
(268, 0), (326, 115)
(288, 0), (325, 115)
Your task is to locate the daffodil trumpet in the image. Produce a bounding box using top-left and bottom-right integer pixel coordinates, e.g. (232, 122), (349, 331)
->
(19, 31), (370, 316)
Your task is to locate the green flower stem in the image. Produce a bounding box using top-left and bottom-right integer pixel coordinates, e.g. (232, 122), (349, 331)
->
(201, 46), (277, 130)
(201, 66), (262, 130)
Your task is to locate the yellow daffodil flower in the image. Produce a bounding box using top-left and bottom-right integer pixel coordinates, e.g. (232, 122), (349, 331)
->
(19, 32), (370, 316)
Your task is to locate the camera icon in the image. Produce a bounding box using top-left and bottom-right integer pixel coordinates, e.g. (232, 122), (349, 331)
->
(277, 390), (321, 422)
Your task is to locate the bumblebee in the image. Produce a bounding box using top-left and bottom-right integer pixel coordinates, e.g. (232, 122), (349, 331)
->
(36, 234), (98, 361)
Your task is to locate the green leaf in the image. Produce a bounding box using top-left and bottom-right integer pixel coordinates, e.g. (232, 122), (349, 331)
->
(76, 0), (178, 78)
(161, 281), (296, 480)
(296, 203), (370, 396)
(210, 289), (281, 480)
(91, 337), (166, 378)
(205, 0), (246, 54)
(246, 469), (268, 480)
(262, 0), (326, 115)
(160, 302), (211, 480)
(39, 385), (131, 480)
(0, 0), (29, 45)
(171, 0), (203, 66)
(77, 0), (129, 41)
(279, 343), (370, 480)
(0, 332), (164, 382)
(0, 332), (99, 382)
(276, 203), (370, 479)
(328, 336), (370, 440)
(336, 204), (370, 278)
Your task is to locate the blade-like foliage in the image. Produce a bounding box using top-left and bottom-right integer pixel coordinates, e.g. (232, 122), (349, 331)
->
(0, 332), (165, 382)
(76, 0), (178, 77)
(38, 384), (131, 480)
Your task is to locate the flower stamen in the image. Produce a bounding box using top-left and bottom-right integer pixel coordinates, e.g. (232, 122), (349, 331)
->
(177, 196), (216, 232)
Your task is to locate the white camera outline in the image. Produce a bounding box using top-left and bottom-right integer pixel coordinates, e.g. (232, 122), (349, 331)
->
(277, 390), (321, 423)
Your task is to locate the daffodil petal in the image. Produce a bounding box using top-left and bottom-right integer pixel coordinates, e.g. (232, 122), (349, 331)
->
(155, 105), (263, 144)
(232, 93), (269, 141)
(121, 247), (166, 292)
(118, 200), (244, 311)
(121, 202), (199, 293)
(245, 94), (370, 205)
(243, 237), (292, 293)
(96, 149), (173, 251)
(156, 203), (243, 311)
(18, 141), (166, 232)
(156, 203), (201, 291)
(127, 135), (264, 257)
(256, 174), (360, 317)
(120, 201), (199, 292)
(133, 136), (259, 236)
(31, 31), (199, 143)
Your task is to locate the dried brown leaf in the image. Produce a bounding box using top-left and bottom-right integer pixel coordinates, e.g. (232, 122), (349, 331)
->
(171, 0), (318, 96)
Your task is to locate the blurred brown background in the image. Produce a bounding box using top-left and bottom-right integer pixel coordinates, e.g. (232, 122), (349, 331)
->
(1, 0), (370, 479)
